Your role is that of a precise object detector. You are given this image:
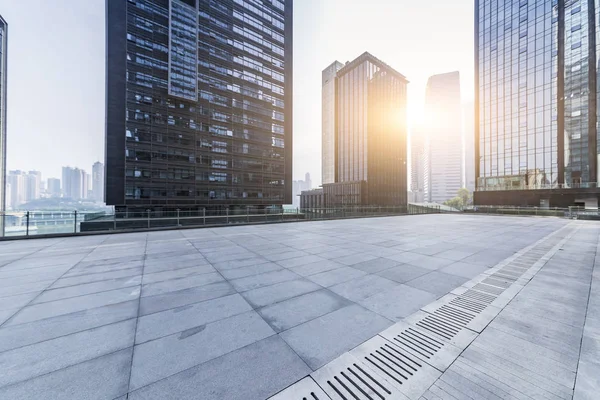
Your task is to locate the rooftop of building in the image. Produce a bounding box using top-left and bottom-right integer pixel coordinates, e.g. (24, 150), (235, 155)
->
(0, 214), (597, 399)
(336, 51), (409, 82)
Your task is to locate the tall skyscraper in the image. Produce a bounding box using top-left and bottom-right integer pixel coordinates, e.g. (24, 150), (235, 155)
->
(7, 171), (26, 209)
(62, 167), (87, 200)
(322, 61), (343, 185)
(410, 126), (425, 203)
(0, 16), (7, 235)
(92, 161), (105, 203)
(106, 0), (293, 213)
(475, 0), (600, 207)
(25, 171), (42, 202)
(47, 178), (61, 198)
(423, 71), (463, 204)
(322, 52), (408, 206)
(463, 101), (475, 192)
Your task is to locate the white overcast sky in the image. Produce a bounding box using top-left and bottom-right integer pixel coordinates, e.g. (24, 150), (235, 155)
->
(1, 0), (474, 186)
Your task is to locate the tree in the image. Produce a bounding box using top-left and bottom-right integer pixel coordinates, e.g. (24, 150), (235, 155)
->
(444, 189), (472, 210)
(457, 188), (472, 206)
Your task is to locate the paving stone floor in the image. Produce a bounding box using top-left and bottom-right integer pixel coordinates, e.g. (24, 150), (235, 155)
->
(0, 214), (596, 399)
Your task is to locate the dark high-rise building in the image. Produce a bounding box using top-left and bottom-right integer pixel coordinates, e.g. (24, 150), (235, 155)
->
(475, 0), (600, 207)
(322, 52), (408, 207)
(106, 0), (293, 213)
(0, 15), (6, 235)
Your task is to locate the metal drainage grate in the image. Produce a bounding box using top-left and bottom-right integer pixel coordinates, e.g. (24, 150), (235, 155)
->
(433, 305), (476, 326)
(311, 352), (407, 400)
(350, 335), (441, 399)
(449, 297), (488, 314)
(268, 377), (330, 400)
(472, 282), (505, 296)
(482, 276), (512, 289)
(389, 326), (443, 361)
(459, 289), (496, 304)
(416, 313), (462, 340)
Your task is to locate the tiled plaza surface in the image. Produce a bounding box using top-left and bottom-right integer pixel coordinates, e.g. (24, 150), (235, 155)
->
(0, 214), (597, 399)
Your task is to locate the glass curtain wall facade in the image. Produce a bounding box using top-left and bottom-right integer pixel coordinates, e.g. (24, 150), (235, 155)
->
(333, 52), (408, 206)
(0, 16), (6, 236)
(477, 0), (559, 191)
(476, 0), (600, 206)
(106, 0), (292, 213)
(322, 61), (343, 185)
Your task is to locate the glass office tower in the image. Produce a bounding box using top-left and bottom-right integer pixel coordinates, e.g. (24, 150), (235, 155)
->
(322, 61), (343, 185)
(322, 52), (408, 207)
(475, 0), (600, 207)
(0, 15), (6, 236)
(106, 0), (292, 213)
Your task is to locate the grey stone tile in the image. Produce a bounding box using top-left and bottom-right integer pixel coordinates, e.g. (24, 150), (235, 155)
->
(436, 249), (477, 261)
(211, 256), (271, 271)
(50, 267), (142, 288)
(333, 252), (378, 266)
(258, 289), (351, 332)
(139, 281), (235, 316)
(280, 304), (392, 370)
(0, 319), (135, 387)
(0, 348), (132, 400)
(230, 269), (300, 292)
(462, 250), (513, 267)
(359, 284), (438, 320)
(129, 310), (274, 390)
(375, 263), (431, 283)
(219, 262), (282, 280)
(275, 254), (326, 268)
(241, 279), (321, 308)
(0, 300), (138, 353)
(0, 308), (19, 325)
(405, 271), (470, 296)
(306, 266), (367, 287)
(32, 275), (142, 304)
(404, 254), (456, 270)
(288, 259), (344, 277)
(439, 261), (490, 279)
(141, 264), (216, 284)
(136, 293), (252, 343)
(351, 257), (400, 273)
(141, 272), (224, 297)
(264, 250), (310, 262)
(330, 274), (399, 302)
(5, 286), (141, 326)
(128, 335), (310, 400)
(574, 359), (600, 400)
(319, 248), (360, 260)
(0, 291), (39, 311)
(0, 280), (55, 297)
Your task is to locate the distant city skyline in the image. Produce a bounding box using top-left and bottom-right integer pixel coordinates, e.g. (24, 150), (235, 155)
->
(0, 0), (474, 189)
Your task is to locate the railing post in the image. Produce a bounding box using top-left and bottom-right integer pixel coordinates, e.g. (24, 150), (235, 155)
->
(296, 207), (299, 220)
(74, 210), (78, 233)
(176, 209), (180, 226)
(147, 209), (151, 229)
(113, 212), (117, 230)
(26, 211), (30, 236)
(226, 208), (229, 224)
(247, 207), (250, 223)
(203, 208), (206, 225)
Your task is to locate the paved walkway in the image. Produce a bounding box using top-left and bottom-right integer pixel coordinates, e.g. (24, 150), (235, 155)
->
(0, 215), (596, 399)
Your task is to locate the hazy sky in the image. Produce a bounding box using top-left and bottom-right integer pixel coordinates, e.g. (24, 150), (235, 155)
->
(1, 0), (474, 187)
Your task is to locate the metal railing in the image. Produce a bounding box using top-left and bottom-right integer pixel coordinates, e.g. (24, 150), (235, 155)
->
(0, 205), (442, 239)
(464, 205), (583, 218)
(476, 182), (600, 191)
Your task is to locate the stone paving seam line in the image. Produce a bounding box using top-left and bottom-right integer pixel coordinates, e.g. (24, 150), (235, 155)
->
(572, 224), (599, 398)
(125, 232), (149, 395)
(0, 235), (112, 329)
